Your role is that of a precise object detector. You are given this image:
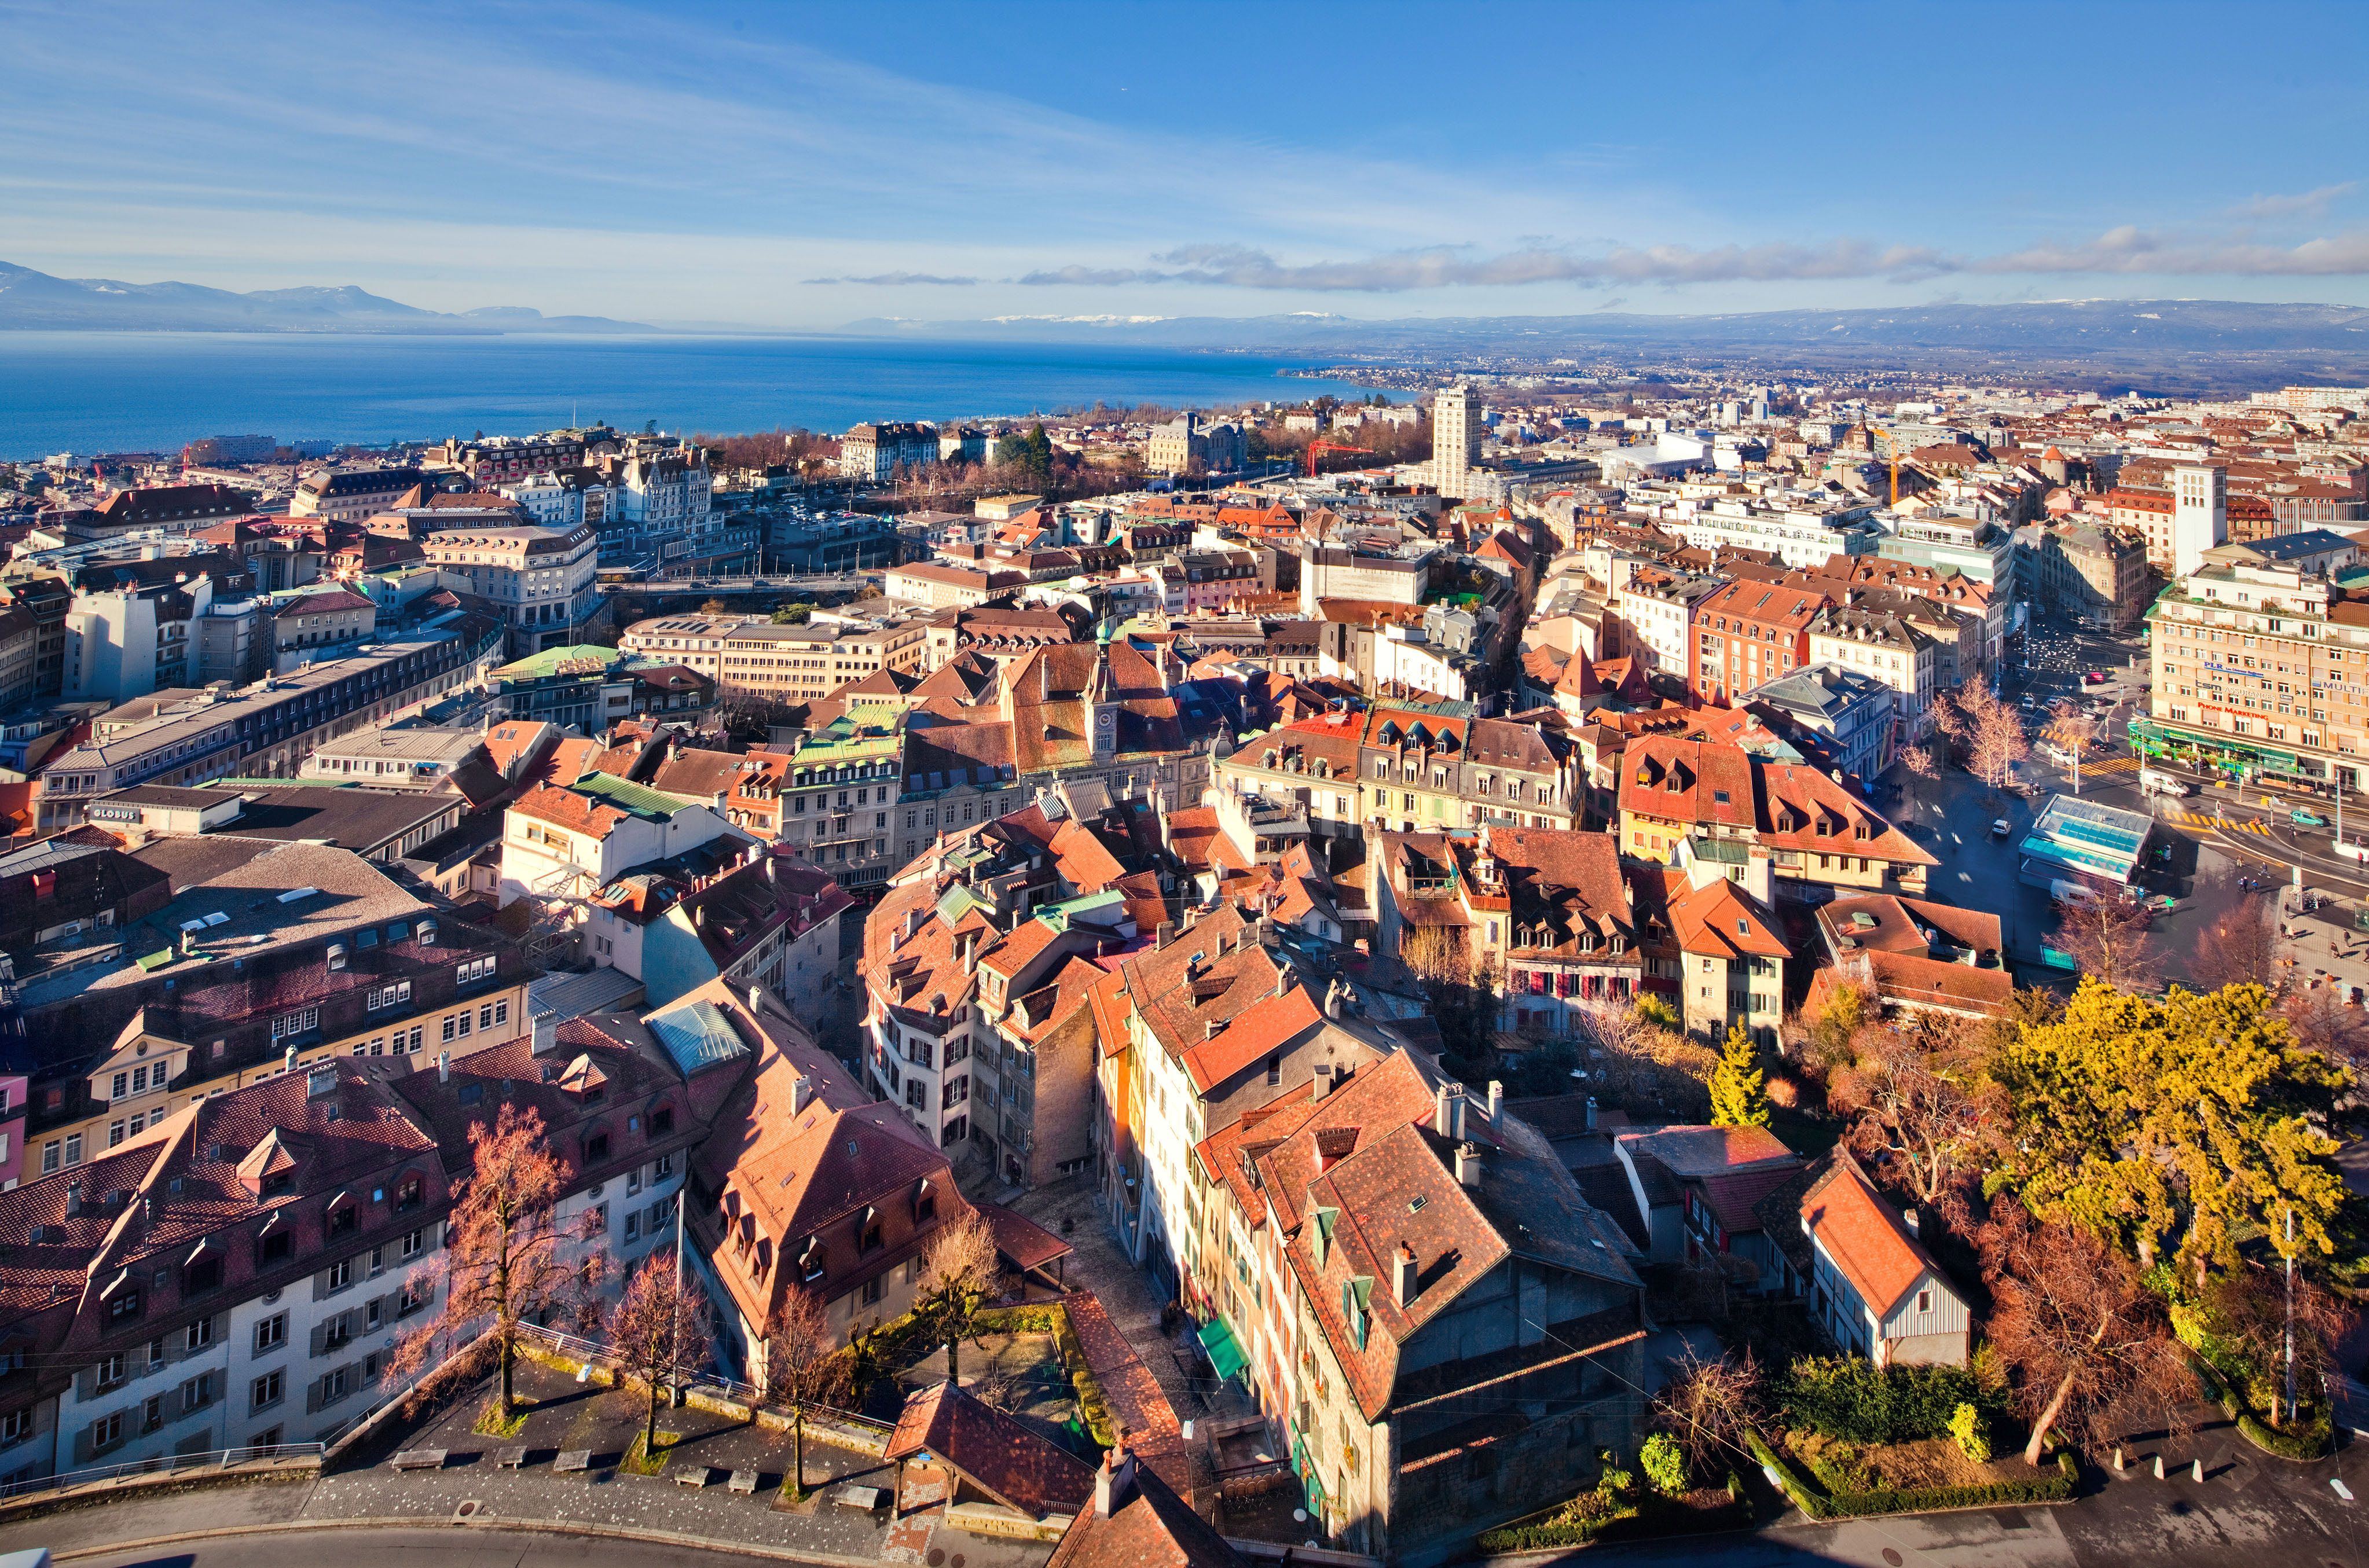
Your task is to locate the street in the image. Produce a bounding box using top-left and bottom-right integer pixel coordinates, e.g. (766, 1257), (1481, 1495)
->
(64, 1526), (796, 1567)
(1904, 614), (2369, 994)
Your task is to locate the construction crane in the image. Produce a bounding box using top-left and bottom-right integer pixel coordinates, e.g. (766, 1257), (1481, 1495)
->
(1305, 439), (1373, 478)
(1868, 424), (1902, 506)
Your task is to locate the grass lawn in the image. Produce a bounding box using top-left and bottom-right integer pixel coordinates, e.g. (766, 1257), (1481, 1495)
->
(471, 1401), (530, 1440)
(620, 1429), (684, 1475)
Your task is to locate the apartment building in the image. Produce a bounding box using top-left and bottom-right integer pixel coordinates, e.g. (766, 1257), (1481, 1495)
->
(839, 423), (940, 483)
(611, 445), (716, 567)
(288, 468), (424, 523)
(1432, 385), (1481, 500)
(1618, 735), (1934, 898)
(2137, 534), (2369, 791)
(419, 523), (602, 658)
(1674, 497), (1883, 571)
(435, 427), (619, 484)
(38, 626), (504, 832)
(1805, 604), (1938, 743)
(15, 840), (527, 1184)
(1214, 704), (1582, 841)
(1613, 568), (1721, 675)
(688, 979), (975, 1374)
(1689, 578), (1827, 705)
(1369, 827), (1642, 1036)
(1195, 1046), (1645, 1557)
(2032, 520), (2150, 633)
(0, 1015), (697, 1482)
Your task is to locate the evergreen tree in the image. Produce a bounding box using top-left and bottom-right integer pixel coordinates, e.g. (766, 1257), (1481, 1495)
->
(1708, 1023), (1770, 1127)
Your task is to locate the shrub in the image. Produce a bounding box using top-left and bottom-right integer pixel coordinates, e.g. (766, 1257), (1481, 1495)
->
(1640, 1433), (1687, 1496)
(1634, 992), (1681, 1031)
(1598, 1465), (1637, 1501)
(1949, 1402), (1992, 1463)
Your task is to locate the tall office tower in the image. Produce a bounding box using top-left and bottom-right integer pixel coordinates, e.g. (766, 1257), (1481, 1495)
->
(1432, 384), (1481, 499)
(2172, 463), (2227, 578)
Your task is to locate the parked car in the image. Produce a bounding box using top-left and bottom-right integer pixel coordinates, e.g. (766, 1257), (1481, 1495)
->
(2082, 670), (2110, 685)
(1991, 818), (2012, 839)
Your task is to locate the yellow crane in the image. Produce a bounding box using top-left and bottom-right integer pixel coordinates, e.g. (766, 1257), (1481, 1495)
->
(1868, 424), (1902, 506)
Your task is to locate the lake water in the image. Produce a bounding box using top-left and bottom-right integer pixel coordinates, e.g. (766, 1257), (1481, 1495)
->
(0, 332), (1377, 457)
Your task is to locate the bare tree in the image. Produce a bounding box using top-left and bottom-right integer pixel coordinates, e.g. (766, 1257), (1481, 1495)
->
(1575, 1001), (1714, 1122)
(1978, 1197), (2195, 1466)
(1827, 1015), (1994, 1205)
(914, 1210), (1001, 1382)
(1937, 686), (2031, 793)
(2280, 983), (2369, 1071)
(2046, 700), (2102, 794)
(1899, 739), (1939, 823)
(2051, 894), (2157, 993)
(2188, 888), (2282, 993)
(761, 1286), (853, 1500)
(387, 1104), (580, 1417)
(611, 1249), (714, 1460)
(1652, 1348), (1763, 1478)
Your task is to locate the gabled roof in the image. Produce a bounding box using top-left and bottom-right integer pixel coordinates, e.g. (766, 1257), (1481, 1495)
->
(1800, 1152), (1954, 1319)
(885, 1379), (1095, 1518)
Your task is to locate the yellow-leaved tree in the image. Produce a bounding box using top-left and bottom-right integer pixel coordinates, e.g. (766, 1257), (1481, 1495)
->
(1987, 979), (2346, 1283)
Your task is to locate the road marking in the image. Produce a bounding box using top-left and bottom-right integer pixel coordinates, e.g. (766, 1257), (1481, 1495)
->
(2332, 1478), (2353, 1501)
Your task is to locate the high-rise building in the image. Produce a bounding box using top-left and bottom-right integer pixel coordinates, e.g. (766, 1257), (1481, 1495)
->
(2172, 462), (2227, 578)
(1432, 384), (1480, 499)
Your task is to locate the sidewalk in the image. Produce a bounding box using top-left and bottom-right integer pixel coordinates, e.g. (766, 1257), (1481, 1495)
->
(0, 1357), (1053, 1568)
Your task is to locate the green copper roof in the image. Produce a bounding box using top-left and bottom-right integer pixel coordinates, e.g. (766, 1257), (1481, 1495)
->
(571, 771), (697, 821)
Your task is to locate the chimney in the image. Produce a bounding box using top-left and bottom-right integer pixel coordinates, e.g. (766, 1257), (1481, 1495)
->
(1435, 1083), (1465, 1141)
(1455, 1141), (1483, 1187)
(1393, 1243), (1418, 1309)
(1156, 920), (1176, 949)
(283, 1045), (297, 1076)
(1486, 1079), (1503, 1123)
(747, 984), (765, 1016)
(438, 1051), (451, 1085)
(1205, 1017), (1222, 1040)
(1584, 1095), (1598, 1133)
(1902, 1206), (1920, 1238)
(1274, 965), (1292, 998)
(1313, 1062), (1334, 1098)
(1094, 1440), (1137, 1518)
(792, 1074), (815, 1115)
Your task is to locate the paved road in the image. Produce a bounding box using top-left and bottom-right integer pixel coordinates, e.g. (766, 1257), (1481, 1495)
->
(65, 1525), (797, 1567)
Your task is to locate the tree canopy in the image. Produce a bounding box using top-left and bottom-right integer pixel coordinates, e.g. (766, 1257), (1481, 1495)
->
(1708, 1023), (1770, 1128)
(1987, 979), (2346, 1277)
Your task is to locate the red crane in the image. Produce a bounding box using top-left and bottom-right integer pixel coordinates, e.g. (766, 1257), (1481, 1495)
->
(1305, 439), (1373, 477)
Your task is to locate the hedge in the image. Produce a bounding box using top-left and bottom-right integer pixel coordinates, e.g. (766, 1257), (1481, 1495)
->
(2238, 1409), (2333, 1461)
(1747, 1429), (2075, 1520)
(1475, 1491), (1748, 1554)
(2189, 1351), (2334, 1460)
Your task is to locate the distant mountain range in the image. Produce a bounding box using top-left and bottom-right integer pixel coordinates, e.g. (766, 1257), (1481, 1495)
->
(841, 299), (2369, 357)
(0, 260), (653, 334)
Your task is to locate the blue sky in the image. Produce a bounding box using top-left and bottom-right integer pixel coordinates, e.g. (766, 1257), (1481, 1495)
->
(5, 0), (2367, 329)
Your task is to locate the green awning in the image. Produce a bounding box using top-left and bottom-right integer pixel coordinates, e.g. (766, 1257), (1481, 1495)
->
(1197, 1317), (1247, 1380)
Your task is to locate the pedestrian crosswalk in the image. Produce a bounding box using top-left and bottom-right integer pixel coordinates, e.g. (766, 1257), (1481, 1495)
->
(2078, 756), (2139, 774)
(2161, 809), (2276, 836)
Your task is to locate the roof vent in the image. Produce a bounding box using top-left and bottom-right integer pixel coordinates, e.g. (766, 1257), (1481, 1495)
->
(416, 917), (438, 946)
